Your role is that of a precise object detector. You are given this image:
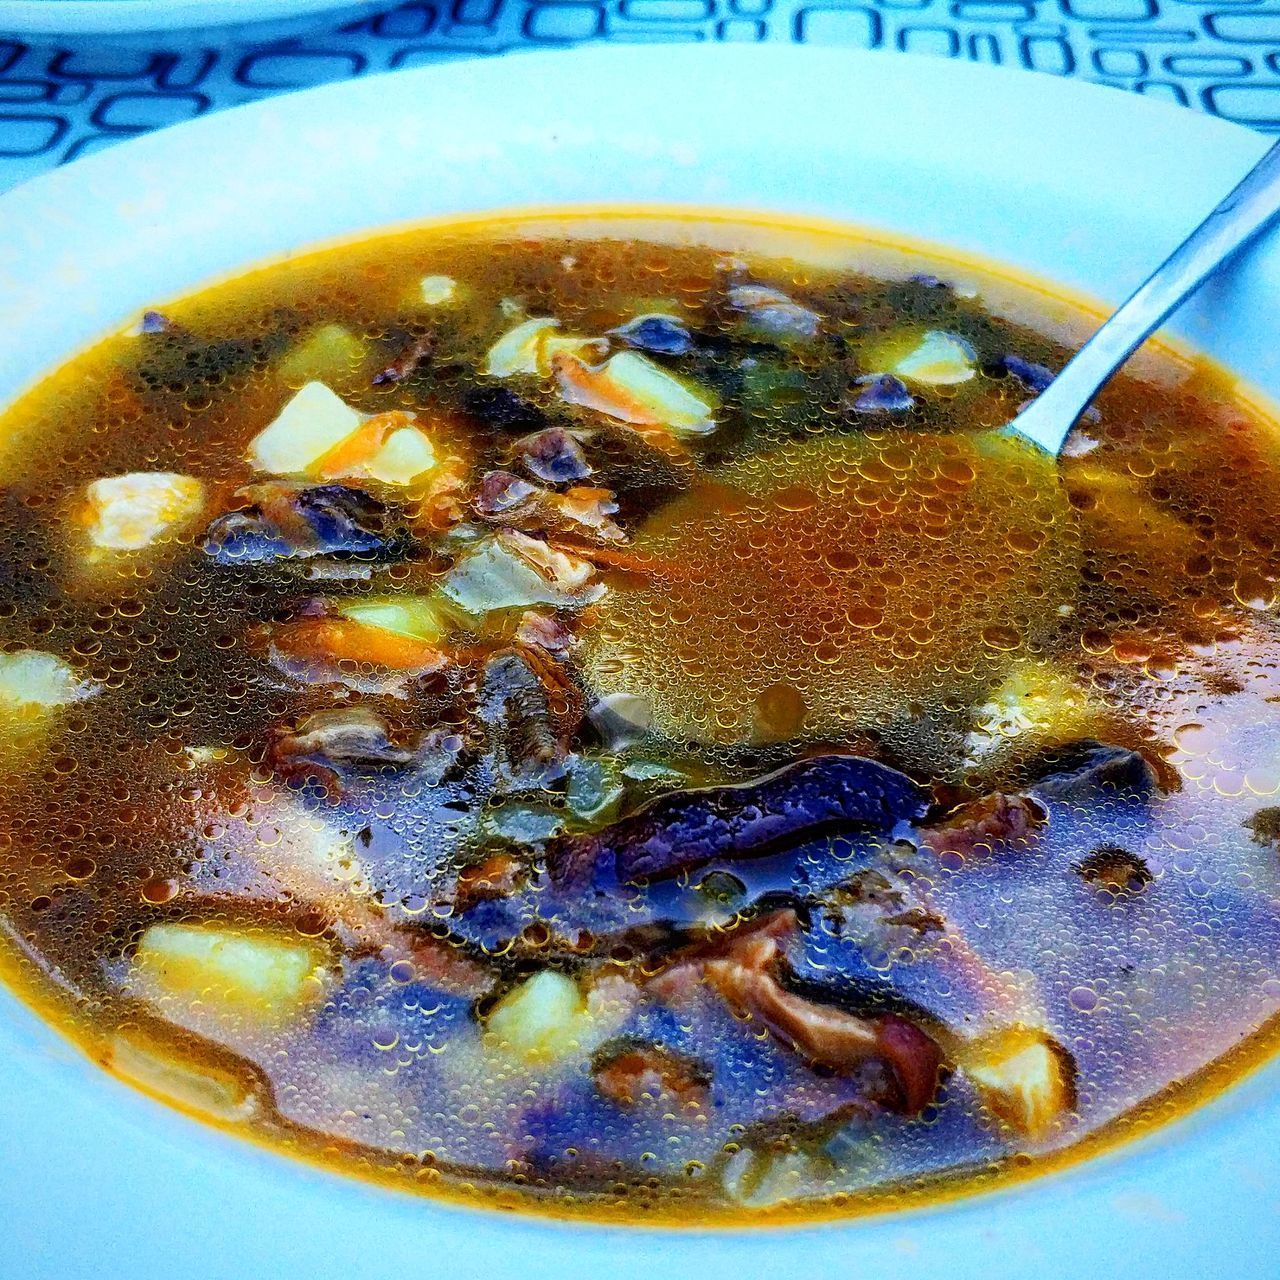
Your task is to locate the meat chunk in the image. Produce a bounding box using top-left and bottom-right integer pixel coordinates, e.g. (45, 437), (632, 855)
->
(473, 469), (624, 543)
(918, 792), (1045, 861)
(701, 924), (941, 1114)
(267, 706), (432, 793)
(592, 1040), (710, 1108)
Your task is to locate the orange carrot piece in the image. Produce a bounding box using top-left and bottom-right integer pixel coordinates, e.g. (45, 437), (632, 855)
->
(310, 411), (417, 480)
(273, 617), (445, 670)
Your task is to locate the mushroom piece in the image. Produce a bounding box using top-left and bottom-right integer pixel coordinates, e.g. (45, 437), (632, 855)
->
(547, 753), (928, 888)
(514, 426), (593, 484)
(477, 647), (582, 791)
(918, 793), (1046, 862)
(203, 482), (414, 565)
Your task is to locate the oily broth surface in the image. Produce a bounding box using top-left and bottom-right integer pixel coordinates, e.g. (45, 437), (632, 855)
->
(0, 215), (1279, 1223)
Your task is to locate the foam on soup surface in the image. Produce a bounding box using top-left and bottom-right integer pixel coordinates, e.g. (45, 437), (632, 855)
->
(1, 212), (1279, 1223)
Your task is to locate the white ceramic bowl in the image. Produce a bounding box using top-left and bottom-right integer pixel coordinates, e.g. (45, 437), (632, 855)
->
(1, 45), (1278, 1280)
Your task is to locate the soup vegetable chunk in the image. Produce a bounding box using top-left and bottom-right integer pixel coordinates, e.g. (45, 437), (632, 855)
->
(3, 213), (1280, 1223)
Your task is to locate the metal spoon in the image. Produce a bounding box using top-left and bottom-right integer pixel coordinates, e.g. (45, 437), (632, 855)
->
(1008, 138), (1280, 457)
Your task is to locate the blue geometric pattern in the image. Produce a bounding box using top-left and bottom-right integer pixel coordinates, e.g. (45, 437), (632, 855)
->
(1, 0), (1278, 193)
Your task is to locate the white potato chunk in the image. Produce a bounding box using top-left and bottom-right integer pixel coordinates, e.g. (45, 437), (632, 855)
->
(108, 1028), (258, 1121)
(964, 660), (1100, 762)
(485, 317), (559, 377)
(246, 381), (364, 475)
(277, 324), (369, 384)
(83, 472), (205, 551)
(419, 275), (457, 305)
(486, 971), (588, 1063)
(362, 425), (437, 485)
(0, 650), (95, 712)
(129, 923), (329, 1023)
(965, 1026), (1075, 1138)
(485, 971), (634, 1065)
(337, 595), (451, 642)
(443, 531), (603, 613)
(554, 350), (717, 434)
(894, 330), (976, 385)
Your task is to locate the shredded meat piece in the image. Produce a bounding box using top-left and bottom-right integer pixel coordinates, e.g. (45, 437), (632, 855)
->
(703, 926), (942, 1114)
(919, 792), (1045, 860)
(473, 469), (624, 544)
(453, 852), (527, 912)
(515, 610), (573, 653)
(355, 915), (496, 998)
(268, 706), (419, 792)
(593, 1041), (711, 1108)
(372, 334), (435, 385)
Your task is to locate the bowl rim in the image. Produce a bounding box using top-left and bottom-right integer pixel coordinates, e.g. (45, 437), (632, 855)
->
(1, 43), (1279, 1278)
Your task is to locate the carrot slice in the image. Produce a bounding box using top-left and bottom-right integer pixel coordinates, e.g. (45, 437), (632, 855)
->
(272, 617), (445, 670)
(309, 411), (417, 480)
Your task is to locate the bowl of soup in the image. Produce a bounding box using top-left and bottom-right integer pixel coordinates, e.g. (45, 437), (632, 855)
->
(1, 45), (1278, 1279)
(0, 0), (389, 37)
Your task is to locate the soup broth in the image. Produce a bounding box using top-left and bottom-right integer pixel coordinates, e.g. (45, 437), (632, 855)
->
(2, 212), (1280, 1223)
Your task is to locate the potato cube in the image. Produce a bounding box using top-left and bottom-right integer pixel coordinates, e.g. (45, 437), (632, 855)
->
(277, 324), (369, 384)
(893, 330), (976, 385)
(965, 1026), (1076, 1138)
(0, 649), (94, 713)
(485, 971), (591, 1063)
(484, 317), (558, 377)
(364, 426), (437, 485)
(130, 923), (329, 1023)
(336, 595), (451, 642)
(419, 275), (458, 305)
(83, 472), (205, 551)
(246, 381), (364, 475)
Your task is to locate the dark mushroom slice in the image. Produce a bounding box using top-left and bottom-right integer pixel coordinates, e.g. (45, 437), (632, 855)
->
(610, 314), (695, 357)
(1018, 739), (1162, 803)
(849, 374), (915, 415)
(547, 754), (928, 889)
(477, 647), (584, 792)
(514, 426), (593, 484)
(204, 482), (416, 565)
(462, 384), (547, 432)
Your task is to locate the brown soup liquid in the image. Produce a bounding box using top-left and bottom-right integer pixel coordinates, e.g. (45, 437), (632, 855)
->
(1, 212), (1279, 1224)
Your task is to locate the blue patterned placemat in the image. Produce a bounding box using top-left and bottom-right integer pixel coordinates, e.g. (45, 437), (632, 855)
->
(0, 0), (1277, 194)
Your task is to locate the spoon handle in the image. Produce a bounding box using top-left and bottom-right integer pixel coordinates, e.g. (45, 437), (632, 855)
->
(1008, 137), (1280, 456)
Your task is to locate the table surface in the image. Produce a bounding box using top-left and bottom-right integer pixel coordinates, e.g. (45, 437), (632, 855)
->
(0, 0), (1278, 196)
